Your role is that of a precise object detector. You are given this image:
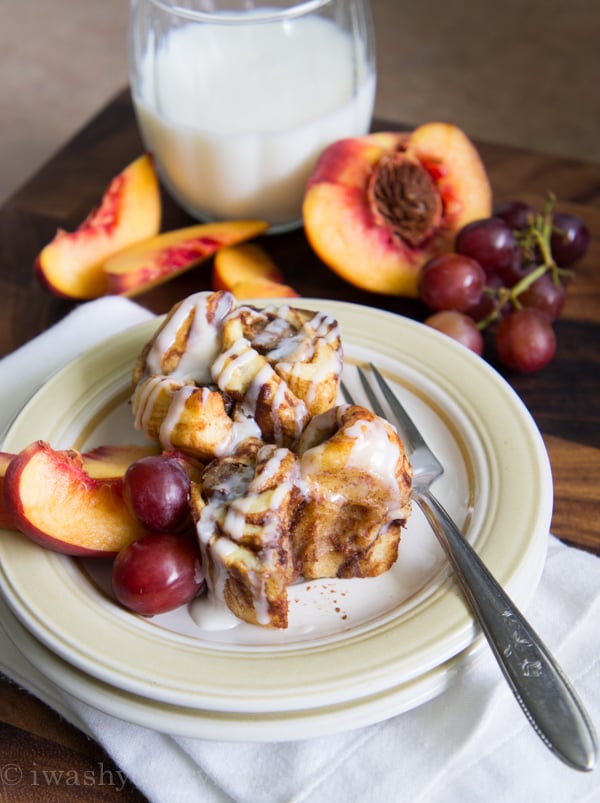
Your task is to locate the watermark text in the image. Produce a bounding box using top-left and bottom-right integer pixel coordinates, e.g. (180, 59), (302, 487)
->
(1, 761), (128, 792)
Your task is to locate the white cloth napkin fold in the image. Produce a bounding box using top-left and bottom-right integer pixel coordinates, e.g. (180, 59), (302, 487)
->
(0, 297), (599, 803)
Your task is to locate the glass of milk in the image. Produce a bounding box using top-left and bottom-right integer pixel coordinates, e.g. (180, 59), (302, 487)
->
(129, 0), (376, 232)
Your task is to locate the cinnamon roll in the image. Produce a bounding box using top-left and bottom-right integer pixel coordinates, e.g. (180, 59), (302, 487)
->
(194, 442), (301, 628)
(133, 290), (235, 386)
(189, 404), (413, 628)
(211, 301), (342, 448)
(132, 376), (261, 463)
(130, 292), (414, 629)
(294, 404), (413, 580)
(131, 291), (343, 458)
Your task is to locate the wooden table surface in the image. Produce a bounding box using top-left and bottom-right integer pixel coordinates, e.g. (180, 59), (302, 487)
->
(0, 89), (599, 801)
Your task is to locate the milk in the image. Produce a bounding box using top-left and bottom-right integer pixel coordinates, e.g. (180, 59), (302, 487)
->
(132, 15), (375, 228)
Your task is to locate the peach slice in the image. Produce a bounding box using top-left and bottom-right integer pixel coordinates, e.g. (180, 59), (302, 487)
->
(3, 441), (148, 556)
(227, 279), (300, 300)
(103, 220), (269, 297)
(0, 445), (157, 530)
(213, 243), (285, 291)
(303, 124), (492, 297)
(0, 452), (16, 530)
(35, 154), (161, 300)
(81, 443), (160, 479)
(213, 243), (299, 299)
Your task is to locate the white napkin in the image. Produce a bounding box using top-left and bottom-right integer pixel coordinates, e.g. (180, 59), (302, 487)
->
(0, 297), (599, 803)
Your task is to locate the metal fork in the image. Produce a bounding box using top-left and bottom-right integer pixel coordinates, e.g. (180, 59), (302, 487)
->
(341, 363), (597, 772)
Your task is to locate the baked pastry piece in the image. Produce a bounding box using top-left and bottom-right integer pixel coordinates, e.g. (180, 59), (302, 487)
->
(133, 289), (235, 386)
(212, 301), (343, 447)
(131, 290), (344, 459)
(131, 291), (412, 629)
(193, 440), (301, 628)
(131, 375), (260, 463)
(191, 404), (413, 628)
(294, 404), (413, 579)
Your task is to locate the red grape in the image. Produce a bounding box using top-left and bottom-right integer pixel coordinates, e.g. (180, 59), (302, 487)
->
(495, 308), (556, 373)
(519, 273), (566, 321)
(455, 217), (519, 276)
(418, 253), (485, 312)
(550, 212), (590, 266)
(466, 274), (510, 323)
(497, 256), (535, 288)
(494, 200), (536, 231)
(112, 533), (205, 615)
(124, 455), (191, 532)
(424, 311), (484, 355)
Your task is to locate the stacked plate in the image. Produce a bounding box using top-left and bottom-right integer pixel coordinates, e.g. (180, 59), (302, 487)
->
(0, 301), (553, 741)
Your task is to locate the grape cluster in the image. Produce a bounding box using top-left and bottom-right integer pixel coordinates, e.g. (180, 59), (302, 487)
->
(418, 197), (590, 373)
(112, 454), (206, 616)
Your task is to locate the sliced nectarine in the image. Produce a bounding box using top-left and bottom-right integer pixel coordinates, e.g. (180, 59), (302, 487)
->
(0, 444), (158, 530)
(228, 278), (300, 300)
(212, 243), (299, 299)
(81, 443), (159, 479)
(303, 124), (492, 297)
(103, 220), (269, 297)
(3, 441), (148, 556)
(212, 243), (284, 291)
(0, 452), (16, 530)
(35, 154), (161, 300)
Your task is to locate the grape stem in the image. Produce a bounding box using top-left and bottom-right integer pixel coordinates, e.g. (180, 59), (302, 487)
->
(476, 194), (572, 331)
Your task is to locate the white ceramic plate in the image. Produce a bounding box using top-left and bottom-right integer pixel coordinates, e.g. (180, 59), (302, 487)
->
(0, 300), (552, 737)
(0, 591), (484, 740)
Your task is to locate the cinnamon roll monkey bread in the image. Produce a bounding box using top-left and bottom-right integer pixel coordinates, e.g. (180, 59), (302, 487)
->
(132, 290), (343, 458)
(131, 291), (413, 628)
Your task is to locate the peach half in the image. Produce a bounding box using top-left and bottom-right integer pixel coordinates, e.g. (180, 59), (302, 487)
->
(212, 243), (299, 299)
(103, 220), (269, 297)
(303, 124), (492, 297)
(35, 154), (161, 300)
(3, 441), (148, 556)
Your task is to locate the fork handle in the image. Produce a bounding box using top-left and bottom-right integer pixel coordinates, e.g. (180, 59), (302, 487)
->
(416, 489), (597, 772)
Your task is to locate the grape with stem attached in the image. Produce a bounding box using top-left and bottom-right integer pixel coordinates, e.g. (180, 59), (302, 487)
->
(420, 194), (588, 372)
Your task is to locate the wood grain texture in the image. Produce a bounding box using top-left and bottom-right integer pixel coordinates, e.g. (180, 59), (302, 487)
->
(0, 89), (599, 801)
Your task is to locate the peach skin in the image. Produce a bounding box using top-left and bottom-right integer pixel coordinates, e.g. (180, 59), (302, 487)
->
(35, 154), (161, 300)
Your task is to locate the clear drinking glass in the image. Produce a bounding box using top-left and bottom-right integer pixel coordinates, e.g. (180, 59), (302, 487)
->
(129, 0), (376, 232)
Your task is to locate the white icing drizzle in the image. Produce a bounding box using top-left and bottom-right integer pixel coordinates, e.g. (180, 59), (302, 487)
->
(132, 375), (177, 432)
(147, 291), (233, 383)
(211, 337), (255, 389)
(299, 408), (402, 499)
(310, 311), (340, 341)
(343, 417), (403, 495)
(271, 311), (342, 410)
(252, 446), (288, 489)
(252, 316), (294, 353)
(189, 595), (240, 631)
(242, 362), (274, 417)
(225, 411), (262, 456)
(269, 378), (288, 443)
(193, 440), (300, 626)
(223, 505), (247, 542)
(158, 384), (197, 448)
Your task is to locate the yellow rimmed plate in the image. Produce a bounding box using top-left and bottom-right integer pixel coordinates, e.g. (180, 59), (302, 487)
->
(0, 300), (552, 738)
